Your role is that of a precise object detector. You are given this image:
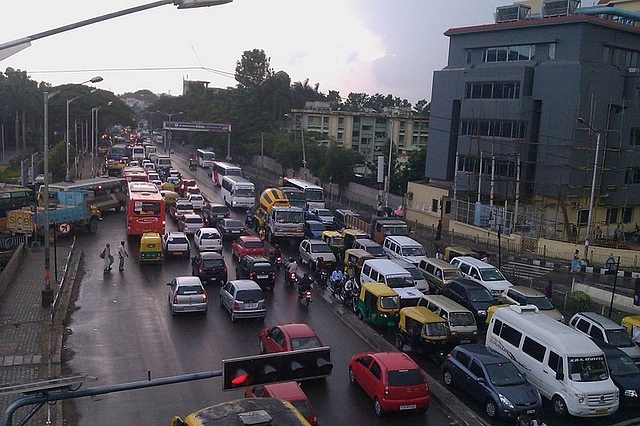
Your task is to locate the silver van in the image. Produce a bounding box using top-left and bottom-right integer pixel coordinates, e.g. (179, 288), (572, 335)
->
(352, 238), (387, 259)
(450, 256), (512, 299)
(417, 294), (478, 345)
(382, 235), (428, 265)
(389, 259), (429, 294)
(360, 259), (423, 307)
(417, 258), (463, 294)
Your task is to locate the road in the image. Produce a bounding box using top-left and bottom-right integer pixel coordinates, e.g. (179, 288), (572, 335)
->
(62, 155), (453, 425)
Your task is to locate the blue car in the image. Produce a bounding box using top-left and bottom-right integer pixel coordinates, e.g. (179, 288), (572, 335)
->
(303, 220), (326, 239)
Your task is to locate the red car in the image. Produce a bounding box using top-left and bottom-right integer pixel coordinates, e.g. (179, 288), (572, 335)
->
(244, 381), (318, 426)
(348, 351), (430, 417)
(177, 179), (197, 196)
(231, 235), (266, 260)
(259, 323), (324, 354)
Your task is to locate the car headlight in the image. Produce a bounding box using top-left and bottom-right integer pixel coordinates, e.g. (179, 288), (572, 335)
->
(478, 310), (487, 316)
(499, 394), (514, 409)
(625, 389), (638, 398)
(575, 392), (585, 404)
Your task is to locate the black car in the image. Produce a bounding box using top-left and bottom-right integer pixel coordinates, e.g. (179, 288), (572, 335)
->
(202, 203), (230, 226)
(442, 344), (542, 421)
(217, 218), (246, 240)
(235, 255), (276, 291)
(594, 340), (640, 408)
(191, 251), (228, 284)
(442, 278), (496, 325)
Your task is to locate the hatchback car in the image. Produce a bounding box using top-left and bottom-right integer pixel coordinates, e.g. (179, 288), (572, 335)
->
(177, 178), (197, 196)
(498, 285), (565, 323)
(236, 255), (276, 290)
(219, 280), (267, 322)
(244, 382), (318, 426)
(171, 200), (194, 221)
(442, 344), (541, 421)
(178, 213), (205, 235)
(163, 231), (190, 258)
(193, 228), (223, 252)
(187, 193), (204, 210)
(298, 239), (336, 268)
(232, 235), (266, 260)
(167, 276), (208, 315)
(191, 251), (227, 284)
(310, 208), (335, 229)
(442, 278), (496, 325)
(304, 220), (326, 239)
(202, 202), (230, 226)
(348, 351), (430, 417)
(217, 218), (246, 240)
(259, 323), (325, 354)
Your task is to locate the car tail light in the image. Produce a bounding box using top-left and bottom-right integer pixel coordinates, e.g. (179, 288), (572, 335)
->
(222, 264), (227, 272)
(173, 292), (178, 304)
(233, 301), (240, 310)
(261, 300), (266, 309)
(202, 292), (208, 303)
(249, 272), (255, 279)
(199, 265), (204, 273)
(384, 385), (389, 396)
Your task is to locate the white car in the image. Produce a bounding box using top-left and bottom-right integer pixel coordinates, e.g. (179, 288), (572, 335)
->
(187, 193), (205, 210)
(310, 208), (335, 228)
(163, 231), (190, 258)
(298, 239), (336, 268)
(194, 228), (223, 252)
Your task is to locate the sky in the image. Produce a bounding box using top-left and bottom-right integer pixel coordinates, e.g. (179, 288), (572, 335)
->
(1, 0), (522, 105)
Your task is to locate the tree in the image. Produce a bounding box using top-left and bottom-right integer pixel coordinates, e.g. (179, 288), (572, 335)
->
(235, 49), (274, 90)
(391, 147), (426, 195)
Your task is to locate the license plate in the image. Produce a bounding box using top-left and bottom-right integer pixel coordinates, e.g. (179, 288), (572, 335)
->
(245, 303), (257, 309)
(595, 408), (608, 414)
(231, 230), (240, 233)
(460, 339), (471, 344)
(184, 306), (199, 311)
(172, 252), (183, 256)
(399, 404), (416, 411)
(527, 409), (536, 414)
(257, 275), (268, 279)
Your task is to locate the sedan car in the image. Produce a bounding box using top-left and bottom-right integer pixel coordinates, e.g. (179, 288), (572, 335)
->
(178, 213), (205, 235)
(303, 220), (326, 239)
(219, 280), (266, 322)
(244, 382), (318, 426)
(298, 239), (336, 268)
(348, 351), (430, 417)
(310, 208), (335, 229)
(232, 235), (266, 260)
(187, 193), (205, 210)
(193, 228), (223, 252)
(163, 231), (190, 258)
(191, 251), (227, 284)
(259, 323), (325, 354)
(217, 218), (246, 240)
(170, 200), (194, 221)
(167, 276), (208, 315)
(442, 344), (542, 421)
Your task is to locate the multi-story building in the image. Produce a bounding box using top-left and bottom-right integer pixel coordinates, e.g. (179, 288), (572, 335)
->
(422, 0), (640, 245)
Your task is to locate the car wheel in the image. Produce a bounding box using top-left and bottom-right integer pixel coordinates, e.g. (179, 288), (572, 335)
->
(219, 296), (224, 307)
(442, 369), (453, 386)
(551, 395), (568, 417)
(374, 398), (383, 417)
(348, 367), (356, 385)
(484, 400), (498, 419)
(231, 312), (237, 323)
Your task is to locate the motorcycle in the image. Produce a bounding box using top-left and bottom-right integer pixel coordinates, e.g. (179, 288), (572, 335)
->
(286, 271), (298, 288)
(314, 269), (328, 289)
(330, 277), (345, 301)
(270, 254), (283, 272)
(343, 279), (360, 313)
(298, 288), (313, 307)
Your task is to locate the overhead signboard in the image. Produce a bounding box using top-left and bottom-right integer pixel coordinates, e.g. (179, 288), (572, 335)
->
(163, 121), (231, 133)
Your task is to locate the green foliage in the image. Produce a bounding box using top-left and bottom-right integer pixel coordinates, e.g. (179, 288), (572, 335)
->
(235, 49), (274, 90)
(391, 147), (426, 195)
(569, 291), (592, 312)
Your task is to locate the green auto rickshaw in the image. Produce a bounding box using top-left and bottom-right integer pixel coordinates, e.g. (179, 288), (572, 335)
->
(139, 232), (163, 263)
(356, 282), (400, 328)
(341, 228), (369, 250)
(321, 230), (345, 260)
(396, 306), (449, 354)
(343, 248), (374, 282)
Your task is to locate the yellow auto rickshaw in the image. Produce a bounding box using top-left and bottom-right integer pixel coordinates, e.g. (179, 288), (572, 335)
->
(161, 181), (176, 192)
(622, 315), (640, 347)
(444, 245), (480, 262)
(321, 230), (345, 259)
(139, 232), (163, 263)
(341, 228), (369, 250)
(356, 283), (400, 328)
(160, 190), (179, 207)
(343, 248), (374, 282)
(485, 304), (511, 325)
(396, 306), (449, 354)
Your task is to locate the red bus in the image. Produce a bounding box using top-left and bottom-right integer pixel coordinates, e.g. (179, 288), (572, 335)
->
(122, 166), (150, 183)
(126, 182), (165, 236)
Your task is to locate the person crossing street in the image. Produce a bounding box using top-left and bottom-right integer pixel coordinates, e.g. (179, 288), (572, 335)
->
(118, 240), (129, 272)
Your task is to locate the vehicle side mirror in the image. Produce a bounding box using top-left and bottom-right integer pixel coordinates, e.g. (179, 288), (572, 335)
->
(166, 283), (171, 286)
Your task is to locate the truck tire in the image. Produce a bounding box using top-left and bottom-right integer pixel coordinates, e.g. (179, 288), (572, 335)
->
(87, 217), (99, 234)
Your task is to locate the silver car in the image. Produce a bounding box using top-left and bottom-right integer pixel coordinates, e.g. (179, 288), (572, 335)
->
(179, 213), (205, 235)
(298, 239), (336, 268)
(193, 228), (223, 252)
(167, 276), (208, 315)
(219, 280), (266, 322)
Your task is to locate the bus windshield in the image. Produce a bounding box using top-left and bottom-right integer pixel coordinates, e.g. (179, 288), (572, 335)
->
(306, 188), (324, 202)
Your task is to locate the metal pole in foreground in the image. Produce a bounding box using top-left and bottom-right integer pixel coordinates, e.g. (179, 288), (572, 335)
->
(42, 92), (53, 307)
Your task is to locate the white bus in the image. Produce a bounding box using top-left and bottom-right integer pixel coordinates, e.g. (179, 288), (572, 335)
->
(212, 161), (242, 186)
(221, 176), (256, 209)
(282, 177), (325, 210)
(196, 149), (216, 169)
(48, 177), (127, 212)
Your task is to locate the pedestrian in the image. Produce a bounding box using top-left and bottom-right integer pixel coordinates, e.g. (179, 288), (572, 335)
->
(571, 249), (581, 273)
(544, 280), (553, 301)
(435, 249), (444, 260)
(100, 243), (112, 272)
(530, 414), (547, 426)
(516, 413), (532, 426)
(118, 240), (129, 272)
(435, 219), (442, 241)
(594, 225), (603, 241)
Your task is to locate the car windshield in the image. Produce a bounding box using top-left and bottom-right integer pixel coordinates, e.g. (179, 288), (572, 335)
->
(607, 352), (640, 377)
(366, 246), (386, 257)
(404, 268), (424, 282)
(525, 295), (554, 310)
(606, 329), (635, 348)
(485, 361), (526, 386)
(449, 312), (476, 327)
(311, 244), (332, 253)
(468, 288), (494, 303)
(203, 259), (224, 268)
(245, 241), (264, 248)
(479, 268), (506, 281)
(386, 276), (414, 288)
(290, 337), (322, 350)
(290, 400), (312, 419)
(309, 223), (325, 231)
(379, 295), (400, 309)
(275, 211), (304, 223)
(423, 322), (447, 337)
(176, 285), (204, 295)
(568, 356), (609, 382)
(235, 289), (264, 302)
(443, 270), (464, 280)
(387, 369), (424, 386)
(402, 247), (426, 257)
(316, 209), (331, 216)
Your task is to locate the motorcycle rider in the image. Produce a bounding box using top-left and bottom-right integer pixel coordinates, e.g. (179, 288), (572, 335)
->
(330, 264), (344, 294)
(343, 275), (359, 308)
(286, 257), (298, 274)
(314, 257), (327, 287)
(270, 244), (281, 260)
(345, 261), (356, 279)
(298, 272), (313, 297)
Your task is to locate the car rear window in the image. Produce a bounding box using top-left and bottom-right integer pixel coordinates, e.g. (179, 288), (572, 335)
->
(245, 241), (264, 248)
(203, 259), (224, 268)
(169, 237), (188, 244)
(311, 244), (332, 253)
(186, 217), (203, 224)
(201, 232), (220, 239)
(177, 204), (193, 211)
(236, 289), (264, 302)
(225, 220), (243, 227)
(387, 369), (424, 386)
(290, 337), (322, 350)
(177, 285), (204, 295)
(253, 263), (275, 273)
(212, 207), (228, 214)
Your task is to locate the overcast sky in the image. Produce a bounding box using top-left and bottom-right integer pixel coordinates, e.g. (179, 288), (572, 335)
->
(1, 1), (517, 105)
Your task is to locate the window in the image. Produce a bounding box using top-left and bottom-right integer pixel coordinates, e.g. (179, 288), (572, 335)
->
(455, 351), (471, 367)
(590, 326), (605, 341)
(523, 337), (546, 362)
(466, 82), (520, 100)
(630, 128), (640, 146)
(369, 361), (382, 380)
(548, 351), (561, 374)
(606, 208), (619, 225)
(500, 323), (523, 348)
(549, 42), (556, 60)
(470, 361), (485, 378)
(623, 207), (633, 224)
(484, 44), (535, 62)
(576, 319), (591, 334)
(625, 167), (640, 184)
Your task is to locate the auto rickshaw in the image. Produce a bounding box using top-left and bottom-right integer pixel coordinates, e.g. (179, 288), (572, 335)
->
(444, 245), (480, 262)
(341, 228), (369, 250)
(139, 232), (163, 263)
(161, 181), (176, 192)
(161, 190), (179, 207)
(396, 306), (449, 355)
(622, 315), (640, 347)
(321, 230), (345, 260)
(356, 282), (400, 328)
(343, 248), (374, 282)
(189, 157), (197, 170)
(485, 304), (510, 325)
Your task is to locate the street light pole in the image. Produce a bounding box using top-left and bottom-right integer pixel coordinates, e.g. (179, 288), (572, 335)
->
(42, 91), (55, 307)
(66, 84), (100, 181)
(577, 117), (601, 262)
(157, 111), (183, 154)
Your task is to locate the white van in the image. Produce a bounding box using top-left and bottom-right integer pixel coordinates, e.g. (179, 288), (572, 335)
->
(486, 305), (619, 418)
(450, 256), (512, 298)
(389, 259), (429, 294)
(360, 259), (423, 307)
(417, 294), (478, 345)
(131, 145), (145, 162)
(382, 235), (428, 265)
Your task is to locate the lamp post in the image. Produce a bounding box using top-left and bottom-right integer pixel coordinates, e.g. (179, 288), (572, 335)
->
(577, 117), (601, 262)
(66, 80), (102, 181)
(90, 101), (113, 177)
(157, 111), (183, 154)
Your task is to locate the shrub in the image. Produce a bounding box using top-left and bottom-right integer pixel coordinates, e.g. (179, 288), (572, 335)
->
(569, 291), (592, 312)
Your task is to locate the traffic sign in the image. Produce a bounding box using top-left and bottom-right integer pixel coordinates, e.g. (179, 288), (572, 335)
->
(163, 121), (230, 133)
(605, 255), (616, 270)
(57, 222), (72, 235)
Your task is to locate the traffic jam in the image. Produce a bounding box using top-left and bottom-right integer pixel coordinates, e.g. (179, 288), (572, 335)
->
(20, 133), (640, 425)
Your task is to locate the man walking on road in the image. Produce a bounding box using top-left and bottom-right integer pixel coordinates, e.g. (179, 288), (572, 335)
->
(118, 240), (129, 272)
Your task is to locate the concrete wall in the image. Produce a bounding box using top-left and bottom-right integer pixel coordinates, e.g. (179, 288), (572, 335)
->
(0, 243), (25, 298)
(572, 279), (640, 314)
